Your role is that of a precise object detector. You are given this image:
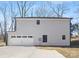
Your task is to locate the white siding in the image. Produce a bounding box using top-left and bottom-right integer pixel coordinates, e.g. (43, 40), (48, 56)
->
(8, 18), (70, 46)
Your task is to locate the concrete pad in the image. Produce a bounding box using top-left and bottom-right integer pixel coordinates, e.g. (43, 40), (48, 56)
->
(30, 49), (65, 58)
(0, 46), (65, 58)
(0, 46), (36, 58)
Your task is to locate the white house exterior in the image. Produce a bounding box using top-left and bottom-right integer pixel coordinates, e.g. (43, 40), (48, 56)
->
(7, 17), (71, 46)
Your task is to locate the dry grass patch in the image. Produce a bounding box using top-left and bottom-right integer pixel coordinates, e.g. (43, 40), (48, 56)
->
(37, 46), (79, 58)
(0, 38), (5, 47)
(37, 37), (79, 58)
(56, 47), (79, 58)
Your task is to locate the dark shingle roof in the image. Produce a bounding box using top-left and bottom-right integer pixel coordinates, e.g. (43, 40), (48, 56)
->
(15, 17), (72, 19)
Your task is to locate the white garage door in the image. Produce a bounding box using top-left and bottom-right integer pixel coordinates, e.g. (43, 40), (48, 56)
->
(8, 35), (34, 46)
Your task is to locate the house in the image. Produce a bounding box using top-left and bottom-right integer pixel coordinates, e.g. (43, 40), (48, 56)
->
(7, 17), (72, 46)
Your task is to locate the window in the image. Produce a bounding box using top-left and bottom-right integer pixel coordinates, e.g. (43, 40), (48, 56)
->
(22, 36), (27, 38)
(11, 36), (16, 38)
(37, 20), (40, 25)
(28, 36), (32, 38)
(43, 35), (47, 42)
(62, 35), (66, 40)
(17, 36), (21, 38)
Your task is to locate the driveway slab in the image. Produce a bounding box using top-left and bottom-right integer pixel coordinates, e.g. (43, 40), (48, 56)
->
(0, 46), (65, 58)
(30, 49), (65, 58)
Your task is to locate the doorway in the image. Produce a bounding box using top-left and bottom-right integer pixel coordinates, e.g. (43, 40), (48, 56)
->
(43, 35), (47, 42)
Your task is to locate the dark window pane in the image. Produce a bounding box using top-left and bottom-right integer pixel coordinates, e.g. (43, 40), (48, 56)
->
(22, 36), (27, 38)
(11, 36), (16, 38)
(62, 35), (66, 40)
(17, 36), (21, 38)
(28, 36), (32, 38)
(43, 35), (47, 42)
(37, 20), (40, 25)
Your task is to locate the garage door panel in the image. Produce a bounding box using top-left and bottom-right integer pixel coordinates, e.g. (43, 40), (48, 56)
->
(22, 38), (34, 45)
(8, 37), (34, 46)
(8, 38), (22, 45)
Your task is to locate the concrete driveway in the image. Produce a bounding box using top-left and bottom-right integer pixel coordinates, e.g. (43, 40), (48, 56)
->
(0, 46), (65, 58)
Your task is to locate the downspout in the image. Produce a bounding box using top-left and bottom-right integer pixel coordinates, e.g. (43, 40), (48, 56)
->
(6, 32), (8, 46)
(70, 18), (73, 47)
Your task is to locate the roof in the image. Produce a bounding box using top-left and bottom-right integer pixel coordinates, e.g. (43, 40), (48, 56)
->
(15, 17), (72, 19)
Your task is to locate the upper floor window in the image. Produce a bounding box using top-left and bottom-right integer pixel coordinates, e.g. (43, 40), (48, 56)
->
(37, 20), (40, 25)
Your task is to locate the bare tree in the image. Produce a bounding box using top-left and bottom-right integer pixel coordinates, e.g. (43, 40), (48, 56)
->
(35, 8), (47, 17)
(30, 8), (33, 17)
(0, 5), (7, 44)
(35, 3), (51, 17)
(0, 22), (4, 41)
(48, 2), (68, 17)
(9, 2), (17, 31)
(0, 22), (3, 37)
(17, 1), (34, 17)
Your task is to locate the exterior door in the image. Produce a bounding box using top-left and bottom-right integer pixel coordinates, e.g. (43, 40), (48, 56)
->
(43, 35), (47, 42)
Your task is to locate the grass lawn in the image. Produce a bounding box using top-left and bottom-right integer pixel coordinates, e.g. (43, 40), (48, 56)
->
(37, 37), (79, 58)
